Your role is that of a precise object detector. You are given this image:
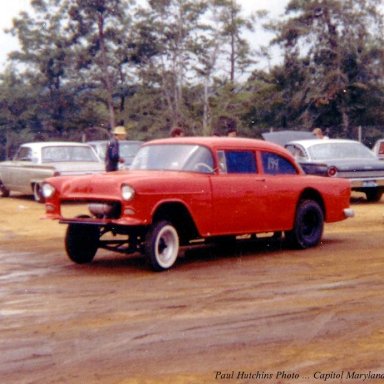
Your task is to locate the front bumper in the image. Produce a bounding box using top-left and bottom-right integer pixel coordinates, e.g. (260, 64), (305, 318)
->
(45, 199), (148, 227)
(349, 178), (384, 189)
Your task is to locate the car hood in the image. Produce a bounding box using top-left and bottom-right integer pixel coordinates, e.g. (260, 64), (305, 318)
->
(54, 170), (210, 198)
(49, 162), (105, 174)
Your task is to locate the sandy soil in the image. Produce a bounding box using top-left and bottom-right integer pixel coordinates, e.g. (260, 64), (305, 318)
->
(1, 193), (384, 384)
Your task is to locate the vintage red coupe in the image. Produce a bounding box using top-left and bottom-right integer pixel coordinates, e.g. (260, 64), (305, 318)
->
(42, 137), (354, 271)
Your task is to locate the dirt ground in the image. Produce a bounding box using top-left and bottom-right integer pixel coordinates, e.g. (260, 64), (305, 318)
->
(1, 193), (384, 384)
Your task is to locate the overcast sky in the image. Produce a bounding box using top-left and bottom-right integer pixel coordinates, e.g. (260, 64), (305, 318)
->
(0, 0), (289, 69)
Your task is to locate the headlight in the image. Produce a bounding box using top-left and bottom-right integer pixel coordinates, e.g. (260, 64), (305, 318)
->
(121, 184), (135, 201)
(42, 183), (56, 199)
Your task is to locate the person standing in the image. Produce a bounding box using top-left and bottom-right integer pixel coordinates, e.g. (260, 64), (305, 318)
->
(170, 127), (185, 137)
(226, 126), (237, 137)
(105, 126), (126, 172)
(312, 128), (329, 139)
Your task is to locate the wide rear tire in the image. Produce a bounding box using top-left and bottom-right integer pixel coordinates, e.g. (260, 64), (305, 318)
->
(145, 220), (179, 271)
(285, 200), (324, 249)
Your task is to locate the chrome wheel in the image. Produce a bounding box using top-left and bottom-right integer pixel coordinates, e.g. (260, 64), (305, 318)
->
(145, 221), (179, 271)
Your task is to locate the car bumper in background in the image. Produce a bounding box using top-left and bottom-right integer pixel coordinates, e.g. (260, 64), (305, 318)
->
(350, 178), (384, 189)
(343, 208), (355, 218)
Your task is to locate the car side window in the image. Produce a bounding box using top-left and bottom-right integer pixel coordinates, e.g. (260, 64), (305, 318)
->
(378, 142), (384, 155)
(15, 147), (32, 161)
(261, 151), (297, 175)
(218, 150), (257, 174)
(285, 144), (307, 160)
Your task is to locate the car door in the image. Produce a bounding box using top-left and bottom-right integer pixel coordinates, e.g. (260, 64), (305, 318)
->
(260, 151), (302, 230)
(5, 146), (35, 193)
(210, 149), (270, 235)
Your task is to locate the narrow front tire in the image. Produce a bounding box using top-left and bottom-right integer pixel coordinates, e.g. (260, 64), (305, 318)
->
(65, 222), (100, 264)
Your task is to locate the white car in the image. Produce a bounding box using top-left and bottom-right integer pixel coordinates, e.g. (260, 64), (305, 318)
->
(285, 139), (384, 202)
(372, 139), (384, 160)
(87, 140), (143, 168)
(0, 142), (104, 202)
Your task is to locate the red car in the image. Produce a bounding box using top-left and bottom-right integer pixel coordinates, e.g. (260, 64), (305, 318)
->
(42, 137), (353, 271)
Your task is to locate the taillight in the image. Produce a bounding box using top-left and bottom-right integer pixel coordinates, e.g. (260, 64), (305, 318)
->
(327, 166), (338, 177)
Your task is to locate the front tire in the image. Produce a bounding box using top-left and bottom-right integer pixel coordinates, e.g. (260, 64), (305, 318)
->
(33, 183), (44, 203)
(65, 222), (100, 264)
(286, 200), (324, 249)
(145, 220), (179, 271)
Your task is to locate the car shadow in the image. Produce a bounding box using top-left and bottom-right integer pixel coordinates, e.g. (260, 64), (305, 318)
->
(350, 192), (383, 205)
(64, 231), (349, 273)
(7, 194), (35, 202)
(73, 235), (286, 273)
(70, 253), (150, 274)
(182, 235), (284, 263)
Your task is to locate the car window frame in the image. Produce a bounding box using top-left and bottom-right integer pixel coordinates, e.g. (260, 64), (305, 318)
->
(14, 146), (33, 162)
(216, 149), (258, 174)
(260, 150), (299, 176)
(285, 144), (308, 161)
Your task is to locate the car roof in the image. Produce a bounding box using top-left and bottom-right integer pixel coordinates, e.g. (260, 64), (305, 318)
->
(286, 138), (360, 148)
(142, 136), (297, 163)
(87, 140), (143, 144)
(21, 142), (92, 149)
(145, 136), (288, 151)
(262, 130), (314, 146)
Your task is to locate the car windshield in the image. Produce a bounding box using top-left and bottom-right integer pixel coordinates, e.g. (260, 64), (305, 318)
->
(90, 141), (142, 161)
(120, 142), (142, 165)
(41, 146), (99, 163)
(131, 144), (214, 173)
(308, 142), (376, 160)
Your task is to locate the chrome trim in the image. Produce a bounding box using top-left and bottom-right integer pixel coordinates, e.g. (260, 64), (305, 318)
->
(343, 208), (355, 218)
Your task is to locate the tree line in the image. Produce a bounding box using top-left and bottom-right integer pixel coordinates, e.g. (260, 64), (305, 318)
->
(0, 0), (384, 159)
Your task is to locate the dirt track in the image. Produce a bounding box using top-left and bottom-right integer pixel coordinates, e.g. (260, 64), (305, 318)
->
(1, 193), (384, 384)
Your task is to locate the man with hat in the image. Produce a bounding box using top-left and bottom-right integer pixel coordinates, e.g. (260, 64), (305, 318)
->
(105, 126), (126, 172)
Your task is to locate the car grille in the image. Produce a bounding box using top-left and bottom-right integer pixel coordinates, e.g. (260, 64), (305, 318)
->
(61, 201), (121, 220)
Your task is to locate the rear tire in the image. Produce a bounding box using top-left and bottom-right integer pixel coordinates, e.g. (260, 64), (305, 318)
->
(0, 181), (10, 198)
(286, 200), (324, 249)
(145, 220), (179, 271)
(365, 189), (382, 202)
(65, 221), (100, 264)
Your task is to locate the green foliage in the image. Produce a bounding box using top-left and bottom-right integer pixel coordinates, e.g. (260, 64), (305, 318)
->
(265, 0), (384, 136)
(0, 0), (384, 158)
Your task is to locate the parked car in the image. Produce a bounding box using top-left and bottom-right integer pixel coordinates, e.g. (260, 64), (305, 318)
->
(0, 142), (104, 202)
(87, 140), (143, 168)
(262, 130), (314, 146)
(42, 137), (353, 271)
(372, 139), (384, 160)
(285, 139), (384, 202)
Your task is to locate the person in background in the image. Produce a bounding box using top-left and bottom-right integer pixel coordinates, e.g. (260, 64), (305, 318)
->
(170, 127), (185, 137)
(105, 126), (126, 172)
(312, 127), (329, 139)
(226, 126), (237, 137)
